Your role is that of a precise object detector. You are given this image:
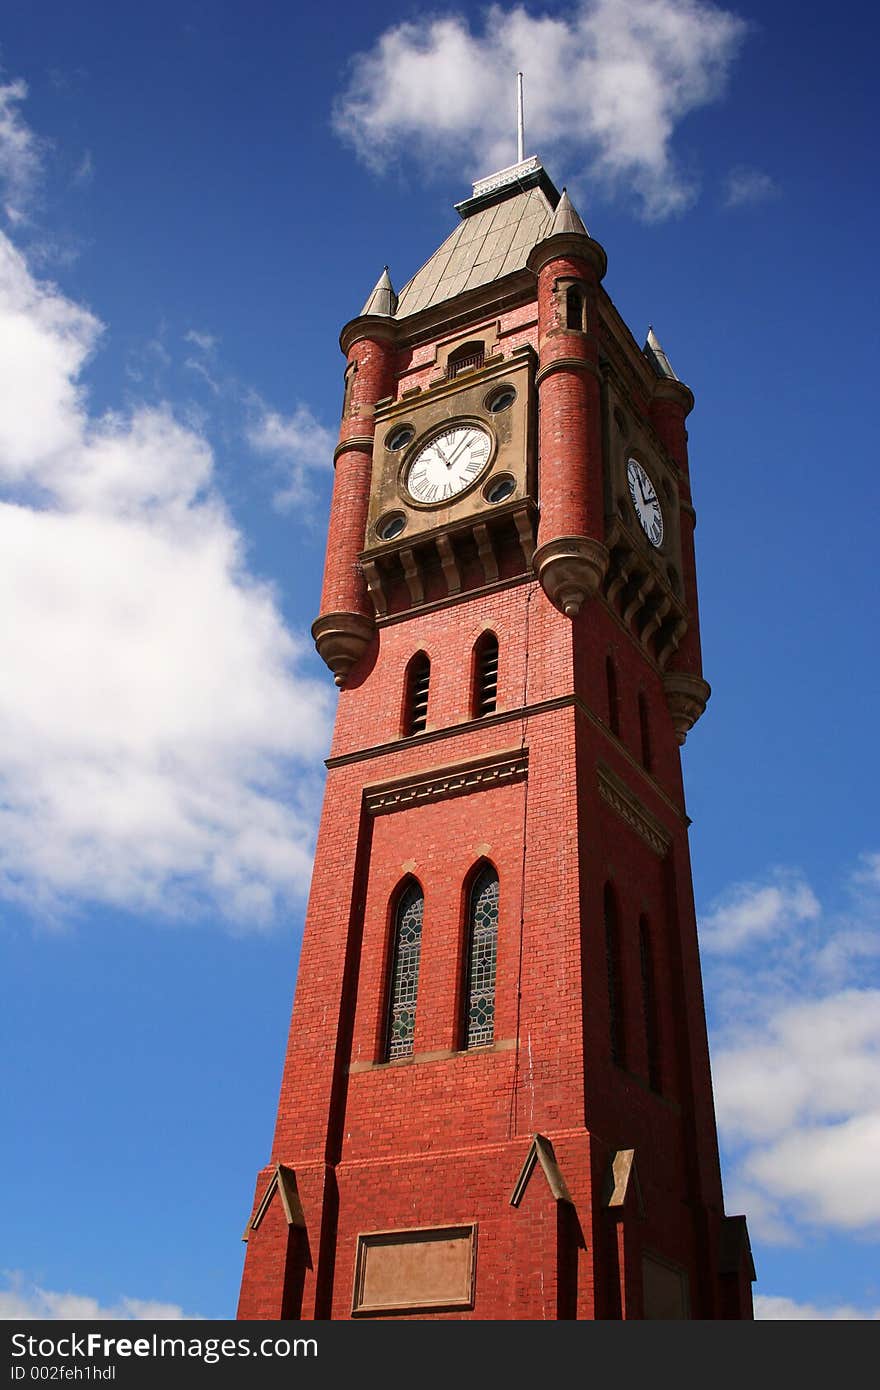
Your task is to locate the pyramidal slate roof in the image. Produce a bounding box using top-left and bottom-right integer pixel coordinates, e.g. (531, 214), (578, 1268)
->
(394, 157), (572, 319)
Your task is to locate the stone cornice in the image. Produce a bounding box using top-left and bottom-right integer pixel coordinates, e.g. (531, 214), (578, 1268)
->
(326, 694), (686, 825)
(535, 355), (602, 387)
(363, 747), (528, 816)
(526, 232), (607, 280)
(597, 762), (673, 857)
(333, 435), (375, 465)
(339, 314), (399, 356)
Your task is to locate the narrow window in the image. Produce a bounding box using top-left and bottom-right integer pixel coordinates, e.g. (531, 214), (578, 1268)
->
(638, 692), (653, 771)
(386, 883), (424, 1060)
(405, 653), (430, 735)
(565, 286), (584, 330)
(464, 866), (498, 1048)
(473, 632), (499, 717)
(606, 656), (620, 736)
(639, 916), (661, 1093)
(604, 883), (625, 1068)
(448, 341), (485, 378)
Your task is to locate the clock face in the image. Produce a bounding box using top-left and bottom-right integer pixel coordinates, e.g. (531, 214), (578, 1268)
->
(626, 458), (664, 547)
(405, 425), (492, 504)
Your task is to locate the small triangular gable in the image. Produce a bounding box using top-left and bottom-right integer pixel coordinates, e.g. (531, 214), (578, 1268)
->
(510, 1133), (573, 1208)
(242, 1163), (305, 1241)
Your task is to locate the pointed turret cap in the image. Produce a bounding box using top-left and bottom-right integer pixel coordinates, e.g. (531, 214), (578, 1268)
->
(360, 267), (398, 317)
(547, 187), (589, 237)
(644, 326), (679, 381)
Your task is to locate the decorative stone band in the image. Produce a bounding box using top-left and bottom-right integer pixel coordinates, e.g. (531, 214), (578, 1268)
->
(662, 671), (711, 745)
(364, 747), (528, 817)
(311, 610), (375, 687)
(332, 435), (375, 466)
(597, 762), (672, 857)
(533, 535), (609, 616)
(534, 356), (601, 388)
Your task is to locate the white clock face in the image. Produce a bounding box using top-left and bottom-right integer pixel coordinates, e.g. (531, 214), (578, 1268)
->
(626, 458), (664, 547)
(406, 425), (492, 504)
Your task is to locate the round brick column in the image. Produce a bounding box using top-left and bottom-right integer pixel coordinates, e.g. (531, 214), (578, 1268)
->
(312, 319), (396, 685)
(650, 381), (710, 742)
(527, 234), (609, 615)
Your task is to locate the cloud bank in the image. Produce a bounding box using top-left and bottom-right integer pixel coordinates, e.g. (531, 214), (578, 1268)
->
(334, 0), (748, 219)
(702, 858), (880, 1244)
(0, 203), (331, 929)
(0, 1272), (193, 1321)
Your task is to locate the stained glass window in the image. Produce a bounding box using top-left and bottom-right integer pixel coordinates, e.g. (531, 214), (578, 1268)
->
(387, 883), (423, 1060)
(465, 867), (498, 1049)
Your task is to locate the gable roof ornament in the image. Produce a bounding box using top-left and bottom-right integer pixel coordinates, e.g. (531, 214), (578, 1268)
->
(604, 1147), (645, 1217)
(510, 1133), (574, 1207)
(242, 1163), (305, 1241)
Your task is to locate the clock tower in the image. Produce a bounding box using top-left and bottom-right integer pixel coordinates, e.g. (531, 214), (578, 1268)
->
(237, 155), (754, 1320)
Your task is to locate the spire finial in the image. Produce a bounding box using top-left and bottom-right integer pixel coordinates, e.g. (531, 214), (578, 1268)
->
(517, 72), (525, 164)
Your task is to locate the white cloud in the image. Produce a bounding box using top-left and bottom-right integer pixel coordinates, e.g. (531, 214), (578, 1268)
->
(0, 1272), (194, 1320)
(0, 79), (43, 223)
(700, 868), (820, 953)
(247, 403), (335, 512)
(183, 329), (217, 354)
(333, 0), (748, 220)
(724, 164), (777, 207)
(0, 217), (332, 928)
(704, 859), (880, 1241)
(755, 1294), (880, 1321)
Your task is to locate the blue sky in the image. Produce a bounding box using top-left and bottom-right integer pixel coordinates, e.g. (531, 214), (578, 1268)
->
(1, 0), (877, 1322)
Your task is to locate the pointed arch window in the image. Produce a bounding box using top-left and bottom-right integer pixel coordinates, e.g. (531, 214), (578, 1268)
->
(638, 692), (653, 772)
(472, 632), (499, 717)
(464, 866), (498, 1049)
(606, 656), (620, 737)
(386, 883), (424, 1060)
(604, 882), (625, 1068)
(639, 916), (661, 1093)
(405, 653), (430, 735)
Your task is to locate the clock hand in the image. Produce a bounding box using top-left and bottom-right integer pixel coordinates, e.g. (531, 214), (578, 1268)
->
(445, 435), (472, 469)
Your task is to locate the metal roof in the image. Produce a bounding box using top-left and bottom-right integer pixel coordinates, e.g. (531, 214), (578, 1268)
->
(394, 169), (560, 319)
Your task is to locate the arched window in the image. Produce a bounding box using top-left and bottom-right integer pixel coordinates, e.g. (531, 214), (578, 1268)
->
(604, 883), (625, 1067)
(639, 916), (661, 1092)
(472, 632), (499, 717)
(463, 866), (498, 1048)
(565, 285), (584, 331)
(638, 692), (653, 772)
(405, 652), (430, 735)
(606, 656), (620, 736)
(448, 341), (485, 378)
(386, 882), (424, 1060)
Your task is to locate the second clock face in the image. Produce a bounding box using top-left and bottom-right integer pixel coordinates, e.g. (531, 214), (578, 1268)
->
(405, 425), (492, 504)
(626, 458), (664, 547)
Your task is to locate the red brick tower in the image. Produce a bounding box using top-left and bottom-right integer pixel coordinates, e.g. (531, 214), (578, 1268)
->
(237, 157), (754, 1320)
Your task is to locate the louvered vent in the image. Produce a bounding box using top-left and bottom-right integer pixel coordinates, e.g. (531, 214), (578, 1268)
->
(407, 655), (430, 734)
(475, 634), (498, 716)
